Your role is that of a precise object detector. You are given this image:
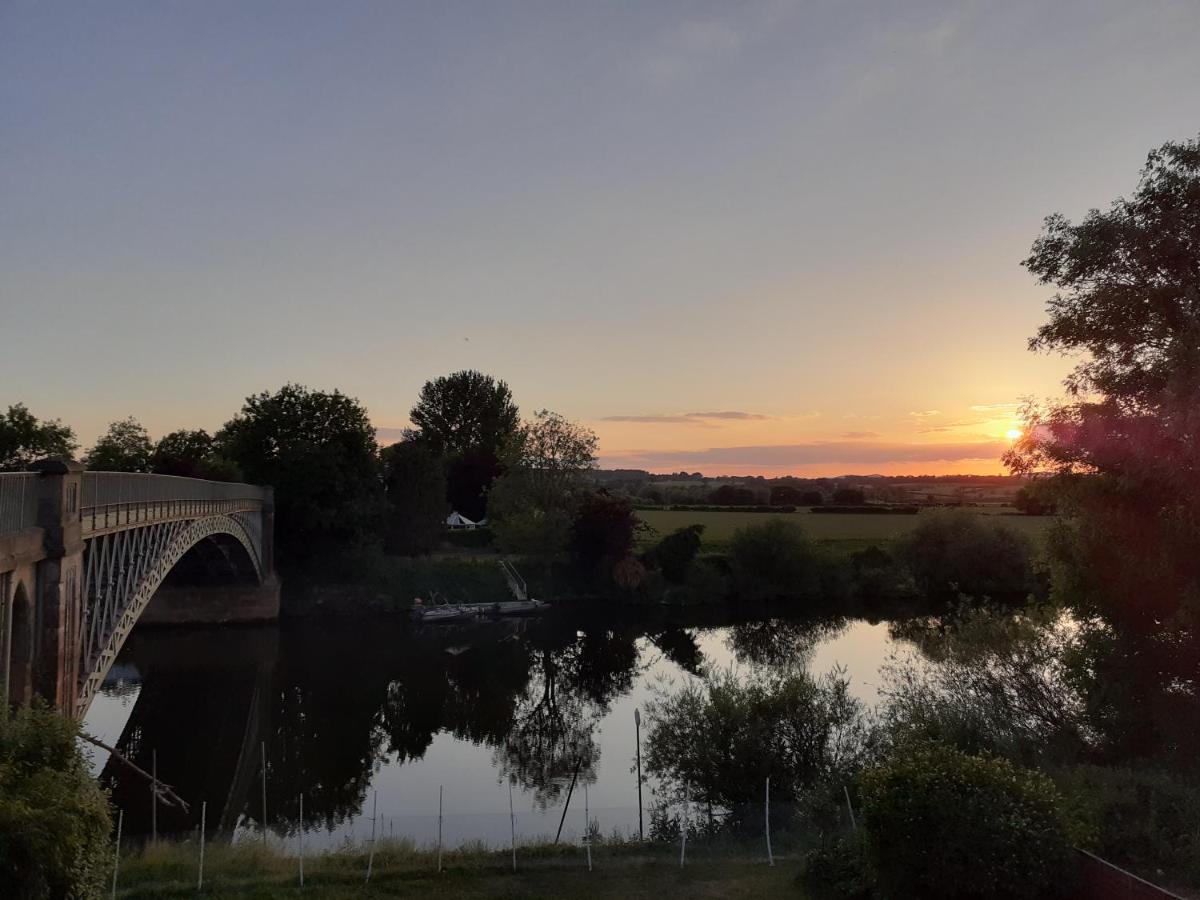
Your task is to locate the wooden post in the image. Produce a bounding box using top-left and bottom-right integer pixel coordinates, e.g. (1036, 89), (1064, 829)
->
(111, 808), (123, 900)
(365, 791), (378, 884)
(584, 781), (592, 871)
(509, 783), (517, 872)
(260, 742), (268, 845)
(634, 708), (644, 842)
(437, 786), (443, 873)
(151, 749), (157, 844)
(198, 801), (206, 891)
(299, 793), (304, 887)
(679, 791), (689, 868)
(765, 777), (773, 866)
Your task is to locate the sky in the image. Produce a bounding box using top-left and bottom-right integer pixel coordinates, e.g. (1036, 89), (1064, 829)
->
(3, 1), (1199, 476)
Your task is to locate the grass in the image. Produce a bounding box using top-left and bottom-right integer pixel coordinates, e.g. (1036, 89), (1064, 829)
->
(115, 837), (803, 899)
(637, 508), (1054, 551)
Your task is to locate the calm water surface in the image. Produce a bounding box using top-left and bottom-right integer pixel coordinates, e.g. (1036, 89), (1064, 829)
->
(82, 608), (902, 849)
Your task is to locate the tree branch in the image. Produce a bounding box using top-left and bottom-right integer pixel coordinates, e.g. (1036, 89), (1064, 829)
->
(80, 732), (191, 813)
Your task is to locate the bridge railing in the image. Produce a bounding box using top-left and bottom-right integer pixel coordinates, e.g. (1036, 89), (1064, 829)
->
(80, 473), (267, 533)
(0, 472), (40, 533)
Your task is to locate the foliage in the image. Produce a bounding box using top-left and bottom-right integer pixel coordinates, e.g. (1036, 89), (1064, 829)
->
(642, 524), (704, 583)
(570, 492), (640, 578)
(0, 403), (77, 471)
(0, 706), (112, 900)
(858, 743), (1074, 899)
(881, 606), (1090, 767)
(727, 519), (820, 602)
(407, 370), (520, 460)
(216, 384), (382, 562)
(489, 410), (597, 566)
(1055, 764), (1200, 887)
(1013, 480), (1056, 515)
(85, 416), (154, 472)
(644, 667), (876, 822)
(708, 484), (759, 506)
(798, 836), (873, 900)
(407, 371), (520, 519)
(381, 438), (447, 555)
(150, 428), (240, 480)
(896, 510), (1035, 599)
(831, 487), (864, 505)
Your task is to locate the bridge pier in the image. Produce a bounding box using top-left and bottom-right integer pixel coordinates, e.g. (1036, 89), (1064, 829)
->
(30, 459), (86, 717)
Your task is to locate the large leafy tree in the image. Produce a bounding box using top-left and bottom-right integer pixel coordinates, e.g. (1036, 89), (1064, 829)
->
(149, 428), (240, 480)
(380, 438), (447, 555)
(407, 371), (519, 519)
(216, 384), (382, 562)
(0, 404), (77, 471)
(1008, 136), (1200, 763)
(85, 417), (153, 472)
(489, 410), (597, 567)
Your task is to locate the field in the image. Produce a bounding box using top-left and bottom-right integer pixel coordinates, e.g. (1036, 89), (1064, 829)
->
(637, 508), (1054, 552)
(115, 839), (803, 899)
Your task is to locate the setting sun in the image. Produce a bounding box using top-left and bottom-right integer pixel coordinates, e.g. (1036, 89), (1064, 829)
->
(1006, 428), (1023, 441)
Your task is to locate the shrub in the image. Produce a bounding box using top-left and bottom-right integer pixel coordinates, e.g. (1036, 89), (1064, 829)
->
(0, 706), (113, 900)
(859, 743), (1074, 899)
(897, 510), (1035, 598)
(642, 524), (705, 583)
(571, 492), (641, 577)
(798, 836), (874, 900)
(728, 519), (819, 601)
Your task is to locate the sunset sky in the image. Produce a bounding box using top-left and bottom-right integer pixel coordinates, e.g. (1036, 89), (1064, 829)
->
(3, 2), (1199, 475)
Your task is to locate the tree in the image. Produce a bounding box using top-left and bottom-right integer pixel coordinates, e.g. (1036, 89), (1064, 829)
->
(216, 384), (382, 562)
(407, 371), (520, 518)
(728, 519), (820, 602)
(832, 486), (865, 505)
(709, 484), (757, 506)
(0, 404), (77, 471)
(381, 438), (447, 555)
(0, 706), (113, 899)
(85, 417), (153, 472)
(489, 410), (597, 566)
(642, 524), (705, 584)
(571, 492), (640, 578)
(150, 429), (240, 480)
(897, 510), (1035, 600)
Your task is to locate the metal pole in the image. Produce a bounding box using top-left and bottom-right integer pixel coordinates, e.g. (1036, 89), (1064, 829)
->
(299, 794), (304, 887)
(151, 749), (157, 844)
(111, 808), (123, 900)
(198, 801), (206, 891)
(679, 790), (688, 868)
(554, 758), (581, 844)
(844, 785), (857, 831)
(508, 783), (517, 872)
(437, 786), (443, 873)
(634, 708), (644, 842)
(261, 742), (268, 844)
(366, 791), (378, 884)
(583, 781), (592, 871)
(765, 777), (773, 866)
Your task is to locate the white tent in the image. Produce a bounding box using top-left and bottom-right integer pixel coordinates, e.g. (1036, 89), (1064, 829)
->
(446, 511), (476, 529)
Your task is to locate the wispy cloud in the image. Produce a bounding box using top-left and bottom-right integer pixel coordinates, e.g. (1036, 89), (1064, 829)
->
(908, 409), (942, 418)
(840, 431), (880, 439)
(686, 410), (770, 421)
(600, 410), (769, 425)
(603, 440), (1007, 471)
(918, 419), (987, 433)
(970, 402), (1021, 413)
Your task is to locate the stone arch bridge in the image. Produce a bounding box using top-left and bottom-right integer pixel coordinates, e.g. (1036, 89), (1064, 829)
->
(0, 461), (277, 717)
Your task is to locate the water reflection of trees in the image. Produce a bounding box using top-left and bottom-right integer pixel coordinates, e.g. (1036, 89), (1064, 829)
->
(725, 616), (847, 670)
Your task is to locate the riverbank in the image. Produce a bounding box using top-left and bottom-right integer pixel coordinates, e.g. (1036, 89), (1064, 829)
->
(116, 839), (802, 899)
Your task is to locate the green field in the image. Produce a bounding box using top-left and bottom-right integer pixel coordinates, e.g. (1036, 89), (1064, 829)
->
(637, 508), (1053, 551)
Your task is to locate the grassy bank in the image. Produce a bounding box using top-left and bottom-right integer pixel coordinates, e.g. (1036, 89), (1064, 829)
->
(116, 838), (802, 899)
(637, 507), (1053, 551)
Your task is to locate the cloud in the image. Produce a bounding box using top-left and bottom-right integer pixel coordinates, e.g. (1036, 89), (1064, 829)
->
(600, 410), (769, 424)
(641, 2), (799, 85)
(908, 410), (942, 418)
(603, 440), (1008, 470)
(970, 402), (1021, 414)
(840, 431), (880, 439)
(918, 419), (987, 433)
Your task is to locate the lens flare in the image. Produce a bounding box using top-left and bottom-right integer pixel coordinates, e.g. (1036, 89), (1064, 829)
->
(1005, 428), (1023, 441)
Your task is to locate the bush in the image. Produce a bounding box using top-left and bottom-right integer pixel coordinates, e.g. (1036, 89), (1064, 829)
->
(859, 743), (1074, 899)
(897, 510), (1036, 598)
(0, 706), (113, 900)
(728, 519), (819, 601)
(798, 836), (873, 900)
(642, 524), (705, 583)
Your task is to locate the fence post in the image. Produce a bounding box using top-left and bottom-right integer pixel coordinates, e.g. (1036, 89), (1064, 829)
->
(198, 801), (206, 891)
(679, 791), (689, 868)
(261, 742), (268, 844)
(365, 791), (378, 884)
(765, 777), (773, 866)
(111, 808), (123, 900)
(299, 793), (304, 887)
(584, 781), (592, 871)
(437, 786), (444, 873)
(509, 783), (517, 872)
(151, 749), (157, 844)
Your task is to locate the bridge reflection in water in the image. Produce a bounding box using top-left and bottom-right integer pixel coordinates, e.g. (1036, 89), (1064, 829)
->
(84, 609), (774, 844)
